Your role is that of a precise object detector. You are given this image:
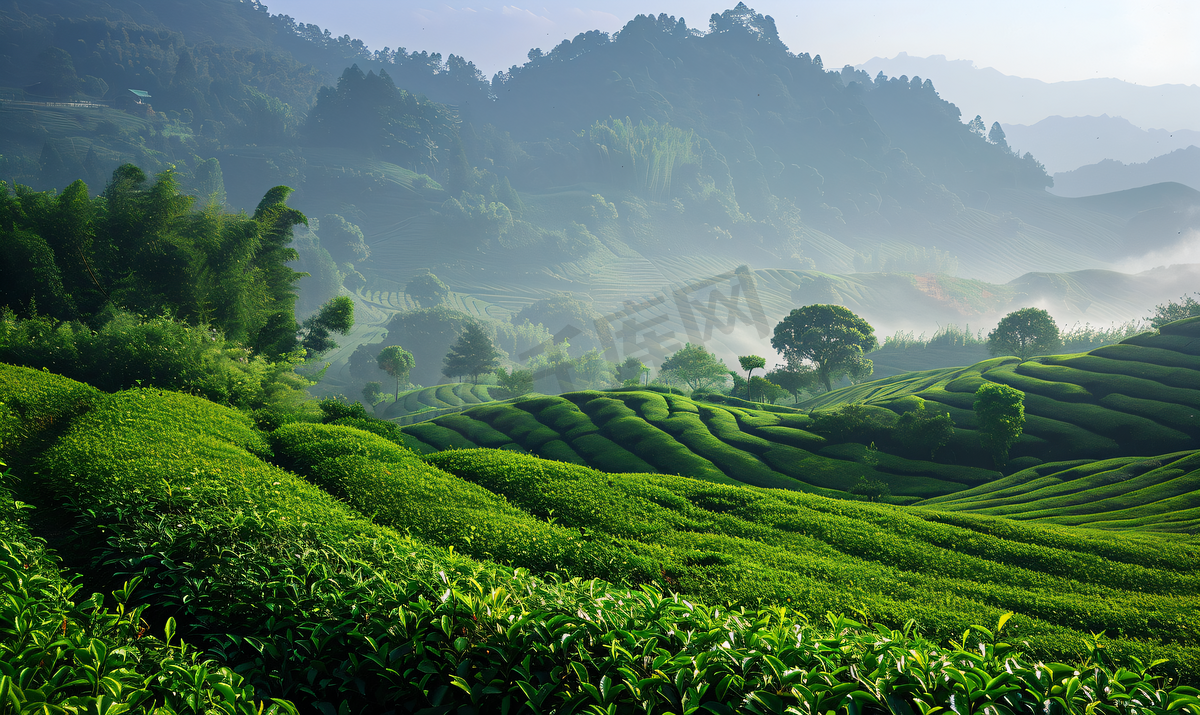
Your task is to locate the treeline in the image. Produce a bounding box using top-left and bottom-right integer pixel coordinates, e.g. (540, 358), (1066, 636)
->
(0, 170), (352, 412)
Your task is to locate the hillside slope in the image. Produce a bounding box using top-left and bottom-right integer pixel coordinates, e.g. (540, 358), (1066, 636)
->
(396, 388), (999, 499)
(806, 316), (1200, 466)
(8, 362), (1200, 682)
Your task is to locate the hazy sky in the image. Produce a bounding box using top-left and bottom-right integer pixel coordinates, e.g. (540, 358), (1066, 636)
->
(265, 0), (1200, 87)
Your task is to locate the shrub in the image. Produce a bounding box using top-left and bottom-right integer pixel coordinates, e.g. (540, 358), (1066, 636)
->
(0, 308), (310, 410)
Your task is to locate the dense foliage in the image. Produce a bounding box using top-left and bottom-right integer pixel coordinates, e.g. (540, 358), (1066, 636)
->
(0, 308), (310, 410)
(0, 169), (307, 357)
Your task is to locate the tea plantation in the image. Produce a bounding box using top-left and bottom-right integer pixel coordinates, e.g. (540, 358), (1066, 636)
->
(397, 389), (999, 499)
(804, 316), (1200, 465)
(4, 360), (1200, 712)
(374, 382), (499, 423)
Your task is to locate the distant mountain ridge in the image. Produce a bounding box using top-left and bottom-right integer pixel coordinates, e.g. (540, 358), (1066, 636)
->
(1050, 147), (1200, 197)
(856, 53), (1200, 133)
(1000, 115), (1200, 174)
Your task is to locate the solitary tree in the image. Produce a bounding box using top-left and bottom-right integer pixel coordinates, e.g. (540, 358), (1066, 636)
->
(443, 322), (500, 384)
(659, 343), (730, 392)
(974, 382), (1025, 467)
(738, 355), (766, 399)
(377, 345), (414, 402)
(849, 476), (890, 502)
(987, 307), (1061, 360)
(967, 115), (986, 137)
(771, 305), (877, 393)
(406, 271), (449, 308)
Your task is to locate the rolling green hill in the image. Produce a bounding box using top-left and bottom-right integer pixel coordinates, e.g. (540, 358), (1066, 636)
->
(6, 360), (1200, 712)
(391, 317), (1200, 533)
(919, 451), (1200, 532)
(397, 388), (999, 499)
(805, 316), (1200, 465)
(374, 382), (500, 424)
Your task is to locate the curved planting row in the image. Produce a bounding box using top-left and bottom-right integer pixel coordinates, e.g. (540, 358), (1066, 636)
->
(14, 365), (1200, 708)
(377, 382), (497, 421)
(401, 390), (996, 498)
(270, 429), (1200, 677)
(921, 450), (1200, 531)
(807, 317), (1200, 466)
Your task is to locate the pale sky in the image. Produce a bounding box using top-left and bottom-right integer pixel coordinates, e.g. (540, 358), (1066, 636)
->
(264, 0), (1200, 87)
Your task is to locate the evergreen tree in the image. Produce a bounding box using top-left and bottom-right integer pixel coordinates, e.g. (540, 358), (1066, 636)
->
(442, 322), (500, 383)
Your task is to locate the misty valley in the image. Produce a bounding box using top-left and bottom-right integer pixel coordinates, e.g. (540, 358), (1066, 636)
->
(2, 1), (1200, 713)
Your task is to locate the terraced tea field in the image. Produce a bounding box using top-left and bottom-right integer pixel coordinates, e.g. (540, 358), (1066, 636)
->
(375, 382), (500, 424)
(805, 316), (1200, 465)
(920, 451), (1200, 532)
(398, 388), (998, 498)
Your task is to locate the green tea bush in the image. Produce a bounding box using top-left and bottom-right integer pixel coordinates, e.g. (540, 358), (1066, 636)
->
(19, 383), (1200, 707)
(0, 363), (99, 460)
(0, 460), (296, 714)
(0, 309), (310, 410)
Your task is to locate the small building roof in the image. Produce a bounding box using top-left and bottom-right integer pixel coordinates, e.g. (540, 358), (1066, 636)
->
(128, 89), (151, 98)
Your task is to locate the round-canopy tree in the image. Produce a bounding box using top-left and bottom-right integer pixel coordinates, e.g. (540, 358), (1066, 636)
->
(987, 307), (1061, 361)
(770, 305), (877, 393)
(738, 355), (766, 399)
(659, 343), (729, 392)
(376, 345), (414, 402)
(406, 272), (449, 308)
(973, 382), (1025, 467)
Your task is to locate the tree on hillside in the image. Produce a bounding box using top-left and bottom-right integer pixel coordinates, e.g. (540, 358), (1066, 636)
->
(496, 367), (534, 396)
(659, 343), (729, 392)
(361, 381), (382, 407)
(749, 375), (786, 404)
(771, 305), (877, 393)
(1149, 294), (1200, 329)
(298, 296), (354, 358)
(738, 355), (766, 399)
(377, 345), (414, 402)
(616, 356), (647, 386)
(967, 115), (986, 137)
(987, 307), (1061, 361)
(974, 382), (1025, 467)
(36, 47), (80, 97)
(766, 366), (816, 403)
(988, 122), (1008, 148)
(443, 322), (500, 384)
(319, 214), (369, 264)
(406, 272), (450, 308)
